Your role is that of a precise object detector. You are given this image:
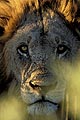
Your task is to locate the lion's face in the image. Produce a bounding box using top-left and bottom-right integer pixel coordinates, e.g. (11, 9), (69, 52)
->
(0, 0), (80, 119)
(4, 13), (79, 116)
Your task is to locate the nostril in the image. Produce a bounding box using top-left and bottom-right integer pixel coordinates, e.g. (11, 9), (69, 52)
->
(29, 81), (40, 89)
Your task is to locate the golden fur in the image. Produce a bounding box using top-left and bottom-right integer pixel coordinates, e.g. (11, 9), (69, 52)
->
(0, 0), (80, 43)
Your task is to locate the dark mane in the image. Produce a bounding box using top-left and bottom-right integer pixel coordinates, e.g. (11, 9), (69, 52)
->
(0, 0), (80, 43)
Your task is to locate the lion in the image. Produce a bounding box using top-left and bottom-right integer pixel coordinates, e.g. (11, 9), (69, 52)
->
(0, 0), (80, 120)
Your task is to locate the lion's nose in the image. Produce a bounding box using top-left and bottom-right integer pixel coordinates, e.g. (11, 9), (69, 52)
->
(29, 80), (40, 89)
(24, 66), (58, 91)
(29, 75), (58, 92)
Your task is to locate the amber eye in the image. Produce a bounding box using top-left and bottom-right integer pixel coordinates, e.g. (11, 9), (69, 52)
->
(57, 44), (69, 54)
(0, 26), (5, 36)
(17, 44), (29, 57)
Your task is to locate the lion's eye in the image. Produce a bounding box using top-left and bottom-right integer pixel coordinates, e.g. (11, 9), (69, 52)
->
(17, 45), (29, 57)
(0, 26), (5, 36)
(56, 44), (70, 55)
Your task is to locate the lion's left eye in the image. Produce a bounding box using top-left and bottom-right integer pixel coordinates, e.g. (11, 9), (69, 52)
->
(56, 44), (70, 57)
(57, 44), (68, 54)
(17, 45), (29, 57)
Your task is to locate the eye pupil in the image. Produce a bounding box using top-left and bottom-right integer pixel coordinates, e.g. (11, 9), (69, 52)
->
(21, 46), (27, 51)
(18, 45), (28, 53)
(58, 46), (64, 51)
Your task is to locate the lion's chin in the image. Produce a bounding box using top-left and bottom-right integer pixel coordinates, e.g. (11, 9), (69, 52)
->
(27, 101), (58, 115)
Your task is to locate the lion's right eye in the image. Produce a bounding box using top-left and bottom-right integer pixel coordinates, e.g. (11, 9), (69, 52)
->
(0, 26), (5, 36)
(17, 44), (29, 58)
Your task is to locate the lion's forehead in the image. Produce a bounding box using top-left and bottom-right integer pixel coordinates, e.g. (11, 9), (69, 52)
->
(15, 13), (76, 49)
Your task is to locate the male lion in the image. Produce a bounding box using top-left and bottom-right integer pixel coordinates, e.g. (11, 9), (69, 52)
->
(0, 0), (80, 120)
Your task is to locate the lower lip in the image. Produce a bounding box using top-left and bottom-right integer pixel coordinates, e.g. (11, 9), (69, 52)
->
(27, 101), (58, 115)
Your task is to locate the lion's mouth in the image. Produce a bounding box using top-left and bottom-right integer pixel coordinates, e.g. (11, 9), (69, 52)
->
(27, 96), (60, 115)
(29, 96), (59, 107)
(30, 99), (58, 106)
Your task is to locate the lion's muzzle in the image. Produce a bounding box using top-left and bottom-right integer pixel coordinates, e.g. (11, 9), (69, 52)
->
(21, 66), (58, 93)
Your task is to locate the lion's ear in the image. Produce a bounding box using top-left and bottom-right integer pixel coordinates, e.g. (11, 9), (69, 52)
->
(57, 0), (80, 37)
(58, 0), (78, 22)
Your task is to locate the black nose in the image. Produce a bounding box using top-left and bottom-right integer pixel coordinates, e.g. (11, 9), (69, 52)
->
(29, 80), (40, 89)
(29, 74), (58, 91)
(29, 81), (39, 89)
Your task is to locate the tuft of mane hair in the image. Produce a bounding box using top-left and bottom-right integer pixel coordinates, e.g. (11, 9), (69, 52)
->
(0, 0), (80, 43)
